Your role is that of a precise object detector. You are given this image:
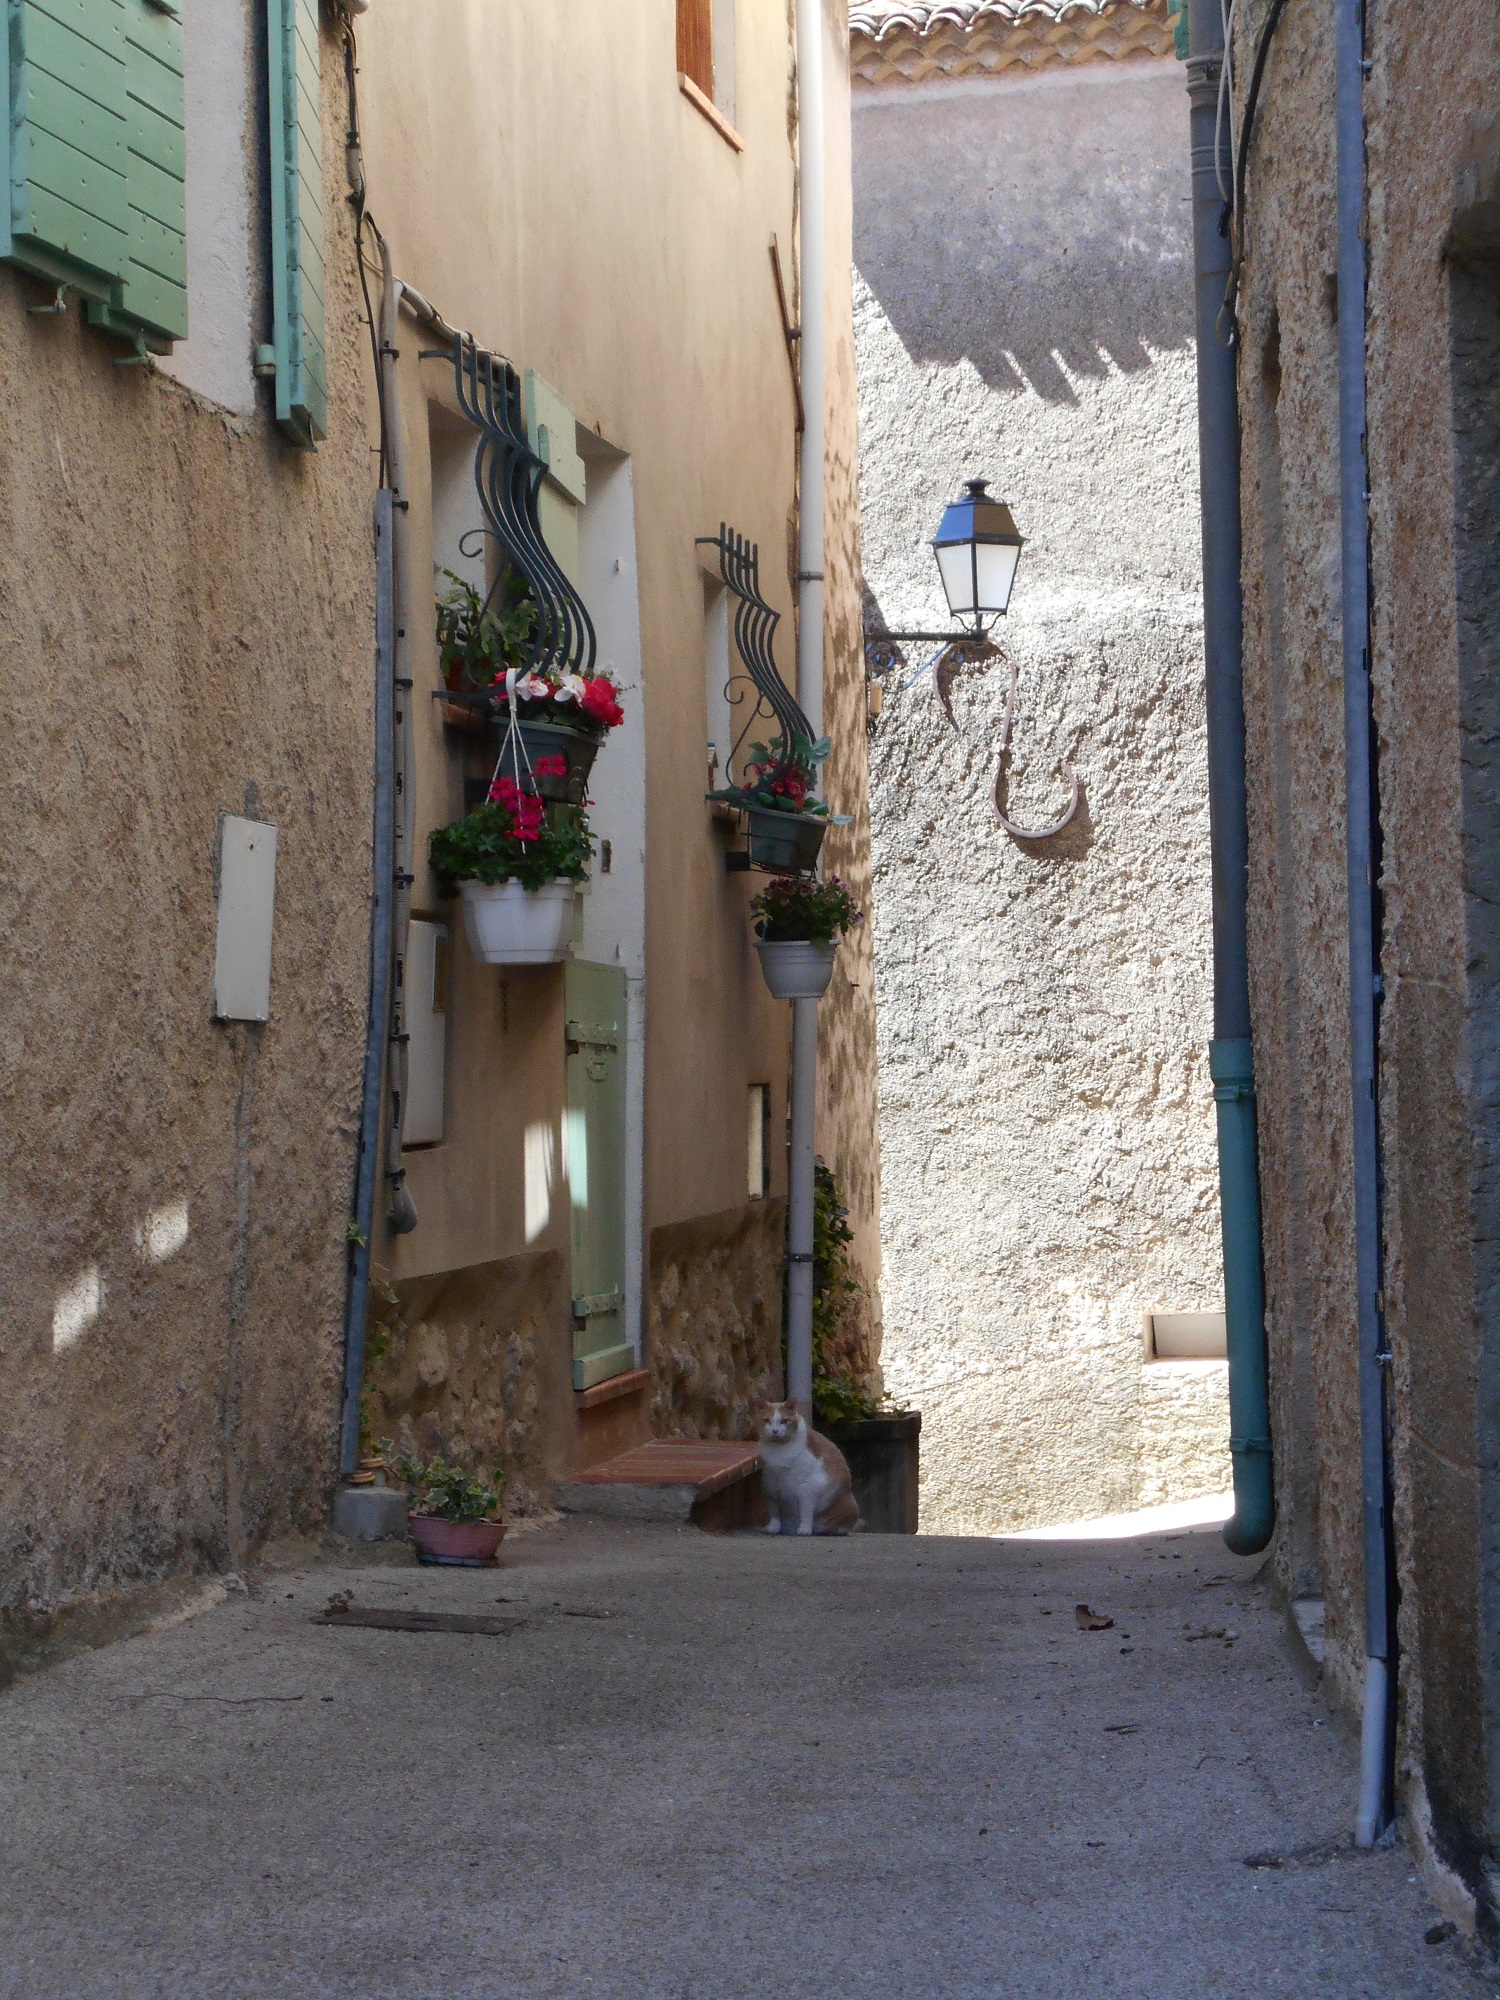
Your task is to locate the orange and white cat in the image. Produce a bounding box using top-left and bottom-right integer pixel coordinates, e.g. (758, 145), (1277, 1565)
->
(756, 1399), (861, 1536)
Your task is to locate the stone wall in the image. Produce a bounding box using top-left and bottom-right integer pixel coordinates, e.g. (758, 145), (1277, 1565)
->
(1231, 0), (1500, 1910)
(363, 1252), (571, 1517)
(648, 1203), (787, 1439)
(853, 56), (1228, 1531)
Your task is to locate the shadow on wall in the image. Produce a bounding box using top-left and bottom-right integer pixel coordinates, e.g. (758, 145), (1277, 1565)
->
(852, 64), (1193, 402)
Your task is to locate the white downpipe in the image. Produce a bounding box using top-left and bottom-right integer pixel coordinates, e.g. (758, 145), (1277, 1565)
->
(786, 0), (826, 1415)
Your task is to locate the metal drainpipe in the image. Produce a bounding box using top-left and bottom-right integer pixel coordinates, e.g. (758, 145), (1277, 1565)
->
(1335, 0), (1395, 1851)
(786, 0), (827, 1414)
(379, 248), (418, 1238)
(339, 489), (396, 1477)
(1185, 0), (1274, 1557)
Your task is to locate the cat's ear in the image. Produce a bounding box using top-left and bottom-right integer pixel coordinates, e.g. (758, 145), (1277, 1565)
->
(784, 1396), (798, 1413)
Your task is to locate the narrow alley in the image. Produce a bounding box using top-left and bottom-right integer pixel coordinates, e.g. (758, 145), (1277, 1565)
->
(0, 1518), (1486, 2000)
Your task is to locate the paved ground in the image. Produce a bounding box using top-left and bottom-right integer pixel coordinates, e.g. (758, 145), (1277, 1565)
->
(0, 1517), (1491, 1999)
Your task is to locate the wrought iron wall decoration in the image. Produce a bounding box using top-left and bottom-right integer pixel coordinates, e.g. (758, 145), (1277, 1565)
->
(445, 333), (597, 682)
(698, 527), (816, 782)
(864, 629), (1079, 842)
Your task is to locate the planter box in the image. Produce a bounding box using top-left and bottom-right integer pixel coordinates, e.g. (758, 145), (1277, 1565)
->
(461, 879), (575, 964)
(408, 1514), (507, 1567)
(492, 719), (601, 803)
(745, 805), (827, 874)
(819, 1411), (921, 1534)
(756, 938), (836, 1000)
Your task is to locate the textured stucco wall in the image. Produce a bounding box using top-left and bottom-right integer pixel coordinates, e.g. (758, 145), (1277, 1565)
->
(854, 59), (1228, 1532)
(817, 1), (885, 1376)
(1233, 0), (1500, 1905)
(0, 17), (373, 1609)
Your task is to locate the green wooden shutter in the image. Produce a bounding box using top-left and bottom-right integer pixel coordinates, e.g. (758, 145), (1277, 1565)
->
(266, 0), (325, 446)
(88, 0), (187, 346)
(566, 962), (631, 1392)
(1, 0), (131, 300)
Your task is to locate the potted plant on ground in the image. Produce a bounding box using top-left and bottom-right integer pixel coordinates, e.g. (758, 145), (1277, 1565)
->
(707, 731), (847, 872)
(393, 1452), (508, 1566)
(430, 778), (594, 965)
(805, 1162), (921, 1534)
(751, 873), (862, 999)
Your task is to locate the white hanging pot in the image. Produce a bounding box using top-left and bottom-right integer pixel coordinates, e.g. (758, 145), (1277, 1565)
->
(461, 879), (576, 965)
(755, 938), (836, 1000)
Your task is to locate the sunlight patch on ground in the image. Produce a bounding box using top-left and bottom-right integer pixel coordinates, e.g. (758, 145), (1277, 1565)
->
(997, 1490), (1234, 1541)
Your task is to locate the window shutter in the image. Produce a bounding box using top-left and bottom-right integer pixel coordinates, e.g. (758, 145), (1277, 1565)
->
(87, 0), (188, 346)
(676, 0), (712, 98)
(1, 0), (132, 302)
(266, 0), (325, 446)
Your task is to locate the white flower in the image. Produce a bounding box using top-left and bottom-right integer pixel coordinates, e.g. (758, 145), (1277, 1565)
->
(553, 674), (587, 705)
(516, 674), (553, 701)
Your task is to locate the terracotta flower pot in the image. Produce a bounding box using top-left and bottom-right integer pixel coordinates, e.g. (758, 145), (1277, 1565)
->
(408, 1514), (507, 1567)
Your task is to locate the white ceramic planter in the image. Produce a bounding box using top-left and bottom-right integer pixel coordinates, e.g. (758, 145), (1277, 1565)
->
(461, 879), (575, 965)
(755, 938), (836, 1000)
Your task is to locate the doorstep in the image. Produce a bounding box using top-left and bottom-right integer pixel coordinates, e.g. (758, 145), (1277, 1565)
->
(558, 1439), (763, 1531)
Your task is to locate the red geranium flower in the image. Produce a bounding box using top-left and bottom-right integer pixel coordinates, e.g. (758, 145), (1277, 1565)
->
(579, 677), (625, 729)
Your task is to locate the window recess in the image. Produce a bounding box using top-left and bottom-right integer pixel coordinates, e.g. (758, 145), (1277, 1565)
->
(676, 0), (741, 150)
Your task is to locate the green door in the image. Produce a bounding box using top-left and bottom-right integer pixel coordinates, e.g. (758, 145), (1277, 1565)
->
(565, 961), (631, 1391)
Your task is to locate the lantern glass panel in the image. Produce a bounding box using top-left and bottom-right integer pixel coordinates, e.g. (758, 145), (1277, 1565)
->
(935, 540), (979, 617)
(974, 539), (1021, 615)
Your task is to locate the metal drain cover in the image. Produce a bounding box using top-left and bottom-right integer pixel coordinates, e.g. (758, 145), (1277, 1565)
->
(314, 1605), (522, 1635)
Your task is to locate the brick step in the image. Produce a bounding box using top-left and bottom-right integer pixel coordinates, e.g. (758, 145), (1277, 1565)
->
(559, 1439), (763, 1529)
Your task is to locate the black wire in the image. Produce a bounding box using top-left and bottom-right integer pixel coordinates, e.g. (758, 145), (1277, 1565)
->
(1219, 0), (1291, 341)
(342, 18), (389, 489)
(1233, 0), (1292, 233)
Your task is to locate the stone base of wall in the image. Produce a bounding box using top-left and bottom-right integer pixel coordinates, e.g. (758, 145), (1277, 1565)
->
(648, 1202), (786, 1438)
(363, 1250), (570, 1516)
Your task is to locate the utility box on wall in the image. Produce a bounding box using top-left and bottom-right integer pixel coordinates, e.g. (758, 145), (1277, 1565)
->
(213, 816), (277, 1022)
(404, 919), (449, 1146)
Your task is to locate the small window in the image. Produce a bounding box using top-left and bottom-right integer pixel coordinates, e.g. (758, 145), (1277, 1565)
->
(748, 1084), (769, 1200)
(676, 0), (741, 148)
(1149, 1311), (1227, 1361)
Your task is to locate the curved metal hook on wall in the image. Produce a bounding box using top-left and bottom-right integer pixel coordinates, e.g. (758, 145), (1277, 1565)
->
(448, 334), (597, 680)
(863, 628), (1078, 841)
(992, 655), (1079, 841)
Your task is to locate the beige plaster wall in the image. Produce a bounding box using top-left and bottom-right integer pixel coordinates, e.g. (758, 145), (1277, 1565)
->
(355, 3), (876, 1469)
(0, 17), (374, 1609)
(853, 58), (1228, 1533)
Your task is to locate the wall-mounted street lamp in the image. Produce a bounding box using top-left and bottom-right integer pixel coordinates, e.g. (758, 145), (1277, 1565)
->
(931, 478), (1025, 630)
(865, 475), (1078, 840)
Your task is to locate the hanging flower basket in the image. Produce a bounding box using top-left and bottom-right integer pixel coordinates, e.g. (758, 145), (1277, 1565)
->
(491, 720), (601, 804)
(745, 805), (828, 875)
(756, 938), (837, 999)
(461, 879), (576, 965)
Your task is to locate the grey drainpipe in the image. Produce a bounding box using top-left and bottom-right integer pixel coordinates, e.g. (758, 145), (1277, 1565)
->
(1335, 0), (1394, 1850)
(1186, 0), (1273, 1557)
(340, 489), (396, 1476)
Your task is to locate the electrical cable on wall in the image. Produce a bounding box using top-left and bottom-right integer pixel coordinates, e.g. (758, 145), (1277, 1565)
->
(1217, 0), (1292, 342)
